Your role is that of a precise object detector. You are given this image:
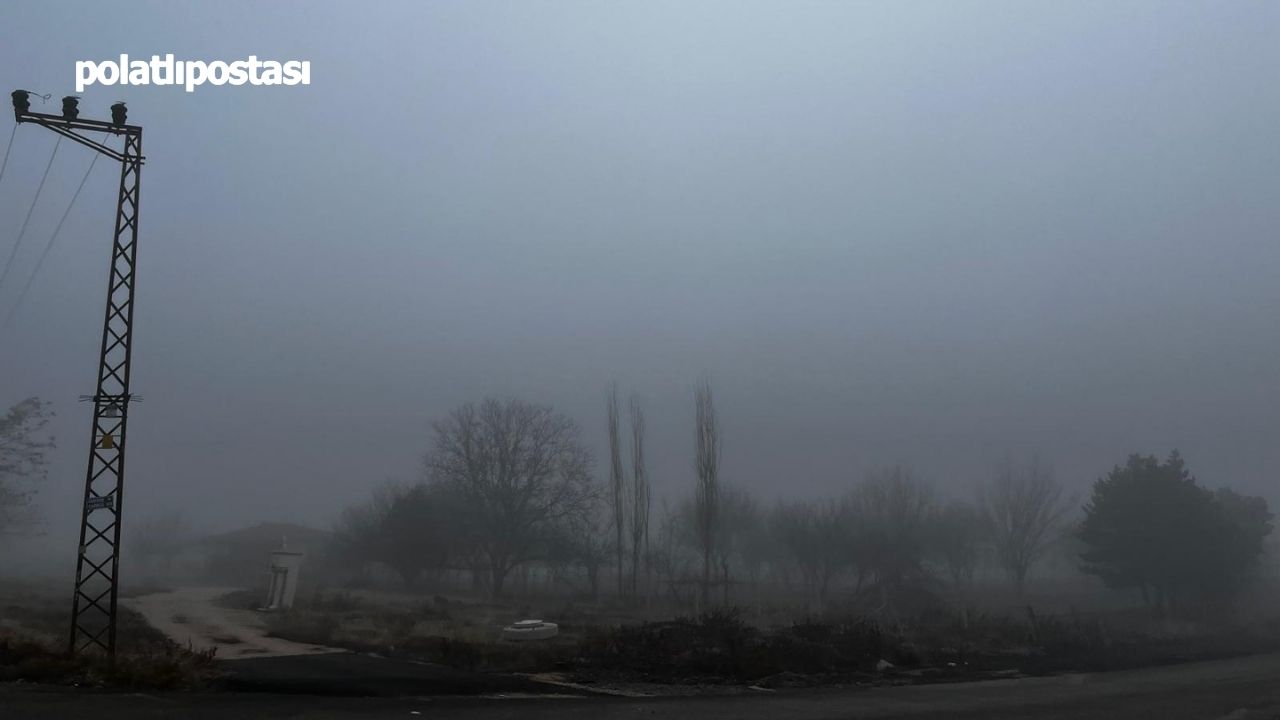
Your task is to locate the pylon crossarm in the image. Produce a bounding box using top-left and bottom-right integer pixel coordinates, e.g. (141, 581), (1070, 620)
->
(14, 108), (139, 134)
(29, 121), (129, 162)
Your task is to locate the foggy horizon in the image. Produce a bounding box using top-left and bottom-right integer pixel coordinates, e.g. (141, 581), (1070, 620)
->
(1, 0), (1278, 554)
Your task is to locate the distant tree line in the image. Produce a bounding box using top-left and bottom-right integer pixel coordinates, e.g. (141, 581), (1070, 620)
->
(330, 390), (1273, 617)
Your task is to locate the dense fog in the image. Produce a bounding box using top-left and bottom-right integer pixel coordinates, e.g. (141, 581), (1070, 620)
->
(1, 1), (1277, 573)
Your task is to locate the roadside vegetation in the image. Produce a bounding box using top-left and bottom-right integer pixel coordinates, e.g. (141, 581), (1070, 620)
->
(256, 589), (1280, 688)
(0, 584), (220, 690)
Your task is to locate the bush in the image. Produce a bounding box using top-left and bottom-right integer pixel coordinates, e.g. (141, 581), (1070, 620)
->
(581, 607), (788, 682)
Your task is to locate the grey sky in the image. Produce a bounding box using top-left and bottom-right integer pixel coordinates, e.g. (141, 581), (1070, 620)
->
(1, 1), (1277, 553)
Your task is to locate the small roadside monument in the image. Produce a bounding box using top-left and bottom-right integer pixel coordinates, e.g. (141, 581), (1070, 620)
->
(262, 537), (303, 610)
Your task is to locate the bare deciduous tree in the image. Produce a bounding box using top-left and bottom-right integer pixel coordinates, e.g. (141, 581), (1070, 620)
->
(666, 485), (766, 608)
(628, 393), (650, 598)
(0, 397), (54, 536)
(929, 499), (983, 588)
(651, 499), (694, 606)
(331, 481), (461, 588)
(425, 397), (595, 597)
(546, 492), (613, 600)
(332, 482), (396, 579)
(693, 381), (720, 607)
(770, 499), (851, 612)
(981, 457), (1071, 594)
(848, 466), (934, 592)
(607, 384), (627, 598)
(713, 485), (760, 605)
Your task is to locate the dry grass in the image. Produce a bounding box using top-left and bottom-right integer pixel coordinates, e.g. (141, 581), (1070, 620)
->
(259, 588), (1280, 687)
(0, 583), (222, 690)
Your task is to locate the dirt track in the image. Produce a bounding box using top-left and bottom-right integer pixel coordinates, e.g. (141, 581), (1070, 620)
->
(123, 587), (339, 659)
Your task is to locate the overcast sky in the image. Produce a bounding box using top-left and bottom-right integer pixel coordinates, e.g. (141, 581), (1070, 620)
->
(1, 1), (1277, 557)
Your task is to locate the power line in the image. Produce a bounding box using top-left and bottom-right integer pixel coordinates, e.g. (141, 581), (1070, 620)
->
(1, 150), (102, 331)
(0, 136), (61, 291)
(0, 124), (16, 189)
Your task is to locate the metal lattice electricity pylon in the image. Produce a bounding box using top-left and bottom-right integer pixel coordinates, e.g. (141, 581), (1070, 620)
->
(11, 90), (144, 656)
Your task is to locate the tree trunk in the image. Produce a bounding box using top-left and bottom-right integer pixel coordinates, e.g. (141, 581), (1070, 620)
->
(587, 564), (600, 601)
(490, 562), (510, 598)
(721, 559), (730, 606)
(701, 553), (711, 609)
(470, 559), (489, 594)
(1012, 564), (1028, 599)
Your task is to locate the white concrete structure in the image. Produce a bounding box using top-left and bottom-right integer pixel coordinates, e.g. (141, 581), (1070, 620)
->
(501, 619), (559, 641)
(263, 544), (303, 610)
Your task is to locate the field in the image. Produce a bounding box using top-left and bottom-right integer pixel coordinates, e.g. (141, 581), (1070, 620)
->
(241, 583), (1280, 692)
(4, 570), (1280, 695)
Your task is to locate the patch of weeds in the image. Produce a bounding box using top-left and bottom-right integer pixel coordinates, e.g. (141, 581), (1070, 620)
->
(579, 607), (779, 682)
(100, 642), (221, 690)
(0, 635), (221, 690)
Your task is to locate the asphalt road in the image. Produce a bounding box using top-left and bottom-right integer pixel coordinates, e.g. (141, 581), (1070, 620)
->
(5, 650), (1280, 719)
